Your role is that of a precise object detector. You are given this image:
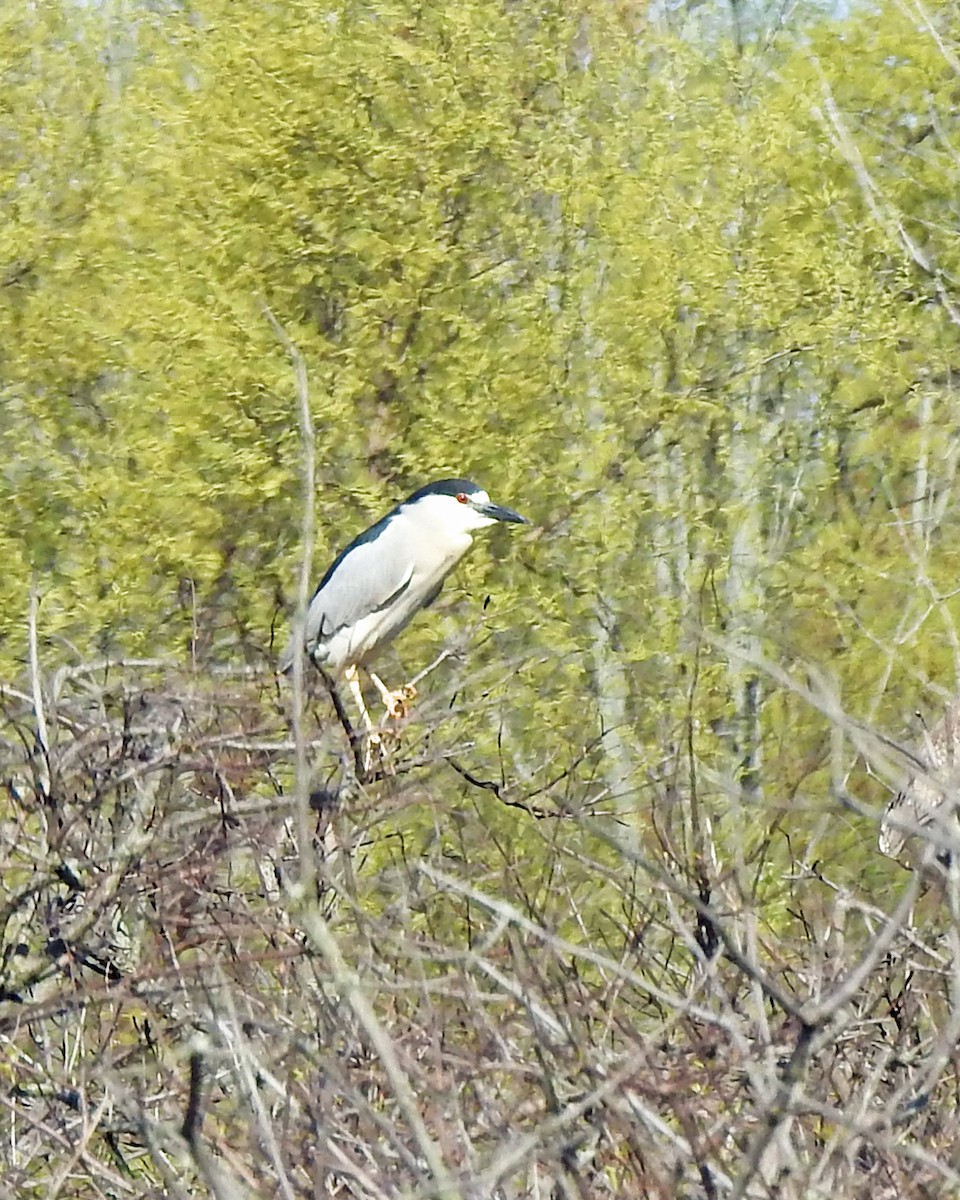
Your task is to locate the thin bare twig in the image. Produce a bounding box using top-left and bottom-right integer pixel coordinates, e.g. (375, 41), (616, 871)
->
(813, 65), (960, 328)
(262, 304), (318, 897)
(27, 585), (51, 798)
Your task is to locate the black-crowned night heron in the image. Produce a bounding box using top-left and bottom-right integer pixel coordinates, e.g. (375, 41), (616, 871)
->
(279, 478), (529, 728)
(880, 699), (960, 868)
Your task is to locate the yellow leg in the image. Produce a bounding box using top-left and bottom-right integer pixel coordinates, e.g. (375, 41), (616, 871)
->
(368, 671), (417, 720)
(344, 665), (374, 731)
(344, 665), (385, 772)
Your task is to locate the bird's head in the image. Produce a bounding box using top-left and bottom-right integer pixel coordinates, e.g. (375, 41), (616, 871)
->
(401, 478), (530, 537)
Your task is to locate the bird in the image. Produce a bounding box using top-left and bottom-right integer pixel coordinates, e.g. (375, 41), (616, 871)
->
(880, 698), (960, 867)
(279, 478), (529, 731)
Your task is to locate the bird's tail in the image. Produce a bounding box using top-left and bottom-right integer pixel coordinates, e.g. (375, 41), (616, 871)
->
(276, 641), (297, 675)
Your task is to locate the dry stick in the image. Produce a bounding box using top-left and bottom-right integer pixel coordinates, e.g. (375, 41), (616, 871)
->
(322, 668), (366, 780)
(27, 585), (51, 798)
(262, 313), (454, 1194)
(297, 906), (457, 1198)
(181, 1051), (205, 1145)
(262, 305), (318, 901)
(813, 64), (960, 329)
(700, 628), (913, 820)
(405, 647), (453, 690)
(139, 1101), (249, 1200)
(45, 1090), (115, 1200)
(469, 1046), (737, 1197)
(0, 768), (165, 1003)
(693, 632), (938, 1196)
(448, 731), (612, 819)
(419, 863), (799, 1030)
(214, 979), (298, 1200)
(903, 0), (960, 75)
(446, 756), (579, 819)
(699, 631), (928, 1016)
(323, 1140), (394, 1200)
(425, 854), (906, 1198)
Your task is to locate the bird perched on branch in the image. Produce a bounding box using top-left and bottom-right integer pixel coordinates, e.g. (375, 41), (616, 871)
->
(279, 478), (529, 730)
(880, 698), (960, 869)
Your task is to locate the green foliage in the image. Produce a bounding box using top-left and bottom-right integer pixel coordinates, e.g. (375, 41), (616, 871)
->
(2, 0), (960, 895)
(0, 0), (955, 859)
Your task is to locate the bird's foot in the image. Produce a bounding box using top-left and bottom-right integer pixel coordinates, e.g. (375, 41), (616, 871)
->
(369, 672), (417, 721)
(362, 726), (400, 775)
(383, 682), (417, 721)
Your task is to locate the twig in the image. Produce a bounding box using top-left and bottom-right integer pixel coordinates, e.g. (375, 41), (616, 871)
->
(262, 304), (317, 895)
(447, 757), (556, 818)
(813, 65), (960, 328)
(406, 647), (454, 689)
(27, 585), (51, 798)
(181, 1051), (204, 1144)
(297, 905), (457, 1197)
(321, 669), (366, 781)
(447, 731), (613, 818)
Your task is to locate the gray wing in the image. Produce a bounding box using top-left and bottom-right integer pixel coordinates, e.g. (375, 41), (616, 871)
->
(304, 534), (414, 650)
(279, 516), (412, 671)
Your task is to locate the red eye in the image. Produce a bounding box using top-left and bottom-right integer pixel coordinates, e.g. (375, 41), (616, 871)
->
(456, 492), (469, 504)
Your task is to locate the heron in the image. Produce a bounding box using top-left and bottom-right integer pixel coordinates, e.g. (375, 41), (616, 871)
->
(880, 698), (960, 868)
(279, 478), (529, 731)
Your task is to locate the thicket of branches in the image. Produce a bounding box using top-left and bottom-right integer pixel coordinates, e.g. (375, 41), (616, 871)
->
(5, 0), (960, 1196)
(2, 630), (959, 1197)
